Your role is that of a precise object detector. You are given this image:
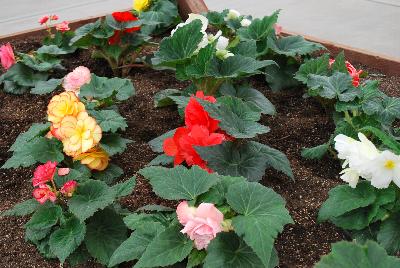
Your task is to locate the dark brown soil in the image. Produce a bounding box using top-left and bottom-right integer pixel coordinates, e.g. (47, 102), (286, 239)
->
(1, 37), (399, 268)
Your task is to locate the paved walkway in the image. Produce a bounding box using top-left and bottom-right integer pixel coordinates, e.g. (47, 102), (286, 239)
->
(0, 0), (399, 58)
(206, 0), (400, 58)
(0, 0), (131, 36)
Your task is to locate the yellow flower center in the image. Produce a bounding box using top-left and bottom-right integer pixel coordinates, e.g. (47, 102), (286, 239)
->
(384, 160), (395, 170)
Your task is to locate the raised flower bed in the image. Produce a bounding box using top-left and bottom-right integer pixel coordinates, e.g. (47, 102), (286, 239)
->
(0, 0), (399, 267)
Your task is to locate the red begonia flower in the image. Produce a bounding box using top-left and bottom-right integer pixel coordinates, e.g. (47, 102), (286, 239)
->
(185, 92), (219, 133)
(108, 11), (140, 45)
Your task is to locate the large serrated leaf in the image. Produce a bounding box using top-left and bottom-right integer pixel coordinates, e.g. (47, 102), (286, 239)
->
(2, 137), (64, 169)
(207, 56), (276, 79)
(49, 217), (86, 263)
(31, 78), (62, 95)
(134, 225), (193, 268)
(237, 11), (279, 42)
(100, 133), (132, 156)
(85, 208), (128, 265)
(377, 212), (400, 255)
(90, 109), (127, 133)
(315, 240), (400, 268)
(219, 83), (276, 115)
(267, 35), (325, 57)
(227, 181), (293, 267)
(108, 222), (165, 267)
(200, 97), (270, 139)
(154, 20), (204, 65)
(80, 75), (135, 101)
(68, 180), (116, 222)
(203, 232), (265, 268)
(295, 54), (330, 84)
(318, 182), (377, 221)
(1, 199), (39, 217)
(139, 165), (219, 200)
(9, 123), (50, 152)
(307, 72), (359, 102)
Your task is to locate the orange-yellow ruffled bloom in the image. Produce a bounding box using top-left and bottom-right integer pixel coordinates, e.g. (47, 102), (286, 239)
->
(59, 111), (102, 157)
(47, 92), (85, 128)
(73, 147), (109, 171)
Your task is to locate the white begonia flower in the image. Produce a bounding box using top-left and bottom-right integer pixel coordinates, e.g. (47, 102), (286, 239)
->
(208, 30), (222, 43)
(340, 168), (360, 188)
(224, 9), (240, 21)
(170, 14), (209, 53)
(367, 150), (400, 189)
(334, 134), (358, 161)
(215, 36), (234, 60)
(216, 36), (229, 51)
(240, 18), (252, 27)
(334, 132), (400, 189)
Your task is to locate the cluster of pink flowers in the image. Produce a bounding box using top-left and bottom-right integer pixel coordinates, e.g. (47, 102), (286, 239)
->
(39, 14), (70, 33)
(176, 201), (223, 250)
(0, 43), (16, 70)
(31, 161), (77, 204)
(329, 59), (363, 87)
(62, 66), (91, 94)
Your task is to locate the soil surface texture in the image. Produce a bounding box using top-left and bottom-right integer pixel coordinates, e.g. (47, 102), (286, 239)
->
(0, 37), (399, 268)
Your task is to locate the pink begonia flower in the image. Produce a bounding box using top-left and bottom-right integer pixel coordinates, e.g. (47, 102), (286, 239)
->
(32, 161), (57, 187)
(0, 43), (16, 70)
(58, 168), (70, 176)
(62, 66), (91, 94)
(50, 15), (59, 21)
(176, 201), (223, 250)
(60, 180), (77, 197)
(39, 15), (49, 25)
(329, 59), (363, 87)
(33, 185), (57, 204)
(55, 21), (70, 32)
(274, 24), (282, 35)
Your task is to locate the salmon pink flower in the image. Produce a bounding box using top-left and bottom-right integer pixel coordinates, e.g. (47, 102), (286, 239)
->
(47, 92), (86, 128)
(59, 111), (102, 157)
(49, 15), (59, 21)
(57, 168), (70, 176)
(109, 11), (140, 45)
(176, 201), (223, 250)
(55, 21), (70, 32)
(0, 43), (16, 70)
(63, 66), (91, 94)
(38, 15), (49, 25)
(32, 161), (57, 187)
(33, 185), (57, 204)
(60, 180), (77, 197)
(73, 147), (109, 171)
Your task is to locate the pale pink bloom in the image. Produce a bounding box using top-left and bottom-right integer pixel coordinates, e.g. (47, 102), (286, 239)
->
(60, 180), (77, 197)
(39, 15), (49, 25)
(33, 185), (57, 204)
(32, 161), (57, 187)
(58, 168), (70, 176)
(50, 15), (59, 21)
(62, 66), (91, 94)
(176, 201), (223, 250)
(329, 58), (335, 66)
(55, 21), (70, 32)
(274, 24), (282, 35)
(0, 43), (16, 70)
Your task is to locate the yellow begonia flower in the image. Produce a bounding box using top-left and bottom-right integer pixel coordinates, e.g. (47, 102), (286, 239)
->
(59, 111), (102, 157)
(47, 92), (85, 128)
(133, 0), (151, 12)
(74, 147), (109, 171)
